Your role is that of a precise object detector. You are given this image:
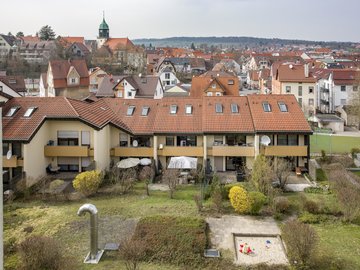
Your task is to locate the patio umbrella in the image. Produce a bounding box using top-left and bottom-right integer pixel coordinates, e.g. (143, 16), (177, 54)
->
(139, 158), (152, 166)
(117, 158), (140, 169)
(167, 156), (197, 169)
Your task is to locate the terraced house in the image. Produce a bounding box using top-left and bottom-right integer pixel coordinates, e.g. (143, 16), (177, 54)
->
(2, 94), (311, 188)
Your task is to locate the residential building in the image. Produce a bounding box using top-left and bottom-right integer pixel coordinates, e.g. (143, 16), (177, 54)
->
(89, 67), (107, 93)
(190, 71), (239, 97)
(2, 94), (311, 187)
(272, 63), (316, 116)
(45, 59), (90, 99)
(0, 75), (26, 96)
(0, 34), (16, 59)
(18, 40), (57, 64)
(158, 67), (180, 88)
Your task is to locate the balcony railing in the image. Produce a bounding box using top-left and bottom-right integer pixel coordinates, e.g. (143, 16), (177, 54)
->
(158, 146), (203, 157)
(112, 147), (153, 157)
(3, 155), (24, 167)
(208, 145), (255, 157)
(262, 145), (308, 156)
(44, 146), (89, 157)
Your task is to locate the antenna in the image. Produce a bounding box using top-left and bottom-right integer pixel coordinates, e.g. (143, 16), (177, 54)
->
(260, 135), (271, 146)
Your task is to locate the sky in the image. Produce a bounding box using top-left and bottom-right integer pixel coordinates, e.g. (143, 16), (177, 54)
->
(1, 0), (359, 42)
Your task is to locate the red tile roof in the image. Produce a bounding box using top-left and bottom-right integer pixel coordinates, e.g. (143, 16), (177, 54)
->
(276, 63), (316, 83)
(247, 95), (312, 133)
(104, 38), (135, 51)
(49, 59), (89, 88)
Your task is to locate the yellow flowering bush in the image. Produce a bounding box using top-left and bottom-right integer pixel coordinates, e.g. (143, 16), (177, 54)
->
(73, 170), (102, 197)
(229, 186), (250, 214)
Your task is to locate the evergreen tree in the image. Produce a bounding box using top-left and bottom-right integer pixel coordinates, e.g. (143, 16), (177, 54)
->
(39, 25), (56, 41)
(16, 32), (24, 38)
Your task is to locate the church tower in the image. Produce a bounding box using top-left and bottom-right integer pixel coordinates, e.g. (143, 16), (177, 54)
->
(97, 12), (109, 48)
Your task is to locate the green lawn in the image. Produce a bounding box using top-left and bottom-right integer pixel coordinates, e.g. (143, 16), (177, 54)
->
(310, 134), (360, 154)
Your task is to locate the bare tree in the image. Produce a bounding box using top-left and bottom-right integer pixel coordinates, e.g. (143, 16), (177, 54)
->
(251, 154), (273, 195)
(272, 158), (292, 190)
(119, 238), (144, 270)
(139, 166), (154, 196)
(109, 167), (137, 194)
(162, 169), (179, 199)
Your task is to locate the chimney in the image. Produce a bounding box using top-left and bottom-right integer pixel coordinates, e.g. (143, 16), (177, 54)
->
(304, 63), (309, 78)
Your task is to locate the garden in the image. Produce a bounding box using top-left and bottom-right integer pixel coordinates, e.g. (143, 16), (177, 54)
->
(4, 155), (360, 270)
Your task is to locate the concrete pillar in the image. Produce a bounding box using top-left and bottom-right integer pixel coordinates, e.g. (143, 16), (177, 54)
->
(153, 136), (158, 172)
(254, 134), (260, 157)
(203, 135), (207, 168)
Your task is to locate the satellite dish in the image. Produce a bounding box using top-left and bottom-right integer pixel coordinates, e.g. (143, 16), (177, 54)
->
(6, 150), (12, 160)
(132, 140), (138, 147)
(159, 144), (163, 150)
(260, 135), (271, 146)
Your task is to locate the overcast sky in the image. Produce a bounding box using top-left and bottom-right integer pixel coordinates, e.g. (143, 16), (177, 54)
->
(1, 0), (359, 42)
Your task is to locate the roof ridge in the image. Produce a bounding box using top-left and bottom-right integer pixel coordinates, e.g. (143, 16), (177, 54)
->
(64, 97), (80, 117)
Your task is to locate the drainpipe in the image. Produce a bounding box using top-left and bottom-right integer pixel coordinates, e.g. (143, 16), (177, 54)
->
(77, 203), (103, 263)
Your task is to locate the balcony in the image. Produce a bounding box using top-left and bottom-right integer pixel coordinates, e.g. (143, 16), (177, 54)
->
(3, 156), (24, 167)
(158, 146), (203, 157)
(208, 146), (255, 157)
(262, 146), (308, 156)
(320, 87), (329, 93)
(113, 147), (153, 157)
(44, 146), (89, 157)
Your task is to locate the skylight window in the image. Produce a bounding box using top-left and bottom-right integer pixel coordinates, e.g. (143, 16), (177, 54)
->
(215, 103), (223, 113)
(6, 106), (19, 117)
(24, 107), (37, 117)
(231, 103), (238, 113)
(262, 102), (271, 112)
(185, 105), (192, 114)
(141, 106), (149, 116)
(127, 106), (135, 116)
(170, 105), (177, 114)
(278, 102), (288, 112)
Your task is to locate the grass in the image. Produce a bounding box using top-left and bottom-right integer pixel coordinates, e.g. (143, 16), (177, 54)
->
(352, 171), (360, 177)
(4, 182), (201, 270)
(310, 134), (360, 154)
(313, 223), (360, 269)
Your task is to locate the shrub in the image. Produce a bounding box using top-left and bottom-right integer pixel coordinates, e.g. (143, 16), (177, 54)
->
(282, 220), (318, 267)
(193, 194), (203, 212)
(18, 236), (67, 270)
(131, 216), (207, 267)
(303, 200), (320, 214)
(4, 237), (17, 255)
(273, 196), (290, 214)
(229, 186), (250, 214)
(73, 170), (102, 196)
(248, 191), (267, 215)
(119, 238), (145, 270)
(162, 169), (179, 199)
(222, 183), (243, 200)
(299, 212), (324, 224)
(304, 186), (330, 194)
(316, 168), (328, 182)
(48, 179), (65, 192)
(251, 154), (273, 195)
(351, 147), (360, 159)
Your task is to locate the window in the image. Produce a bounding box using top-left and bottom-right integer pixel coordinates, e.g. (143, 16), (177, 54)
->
(165, 73), (170, 79)
(9, 79), (16, 84)
(212, 84), (216, 89)
(308, 98), (314, 106)
(177, 135), (196, 146)
(141, 106), (149, 116)
(128, 91), (132, 97)
(341, 99), (346, 105)
(214, 135), (223, 145)
(5, 106), (19, 117)
(278, 102), (288, 112)
(215, 103), (223, 113)
(71, 78), (76, 84)
(0, 85), (3, 91)
(57, 131), (79, 146)
(24, 107), (37, 117)
(277, 135), (287, 145)
(215, 92), (222, 96)
(207, 92), (213, 96)
(117, 91), (123, 98)
(170, 105), (177, 114)
(185, 105), (192, 114)
(130, 136), (151, 147)
(81, 131), (90, 146)
(262, 102), (271, 112)
(231, 103), (239, 113)
(120, 133), (128, 147)
(298, 86), (302, 96)
(341, 85), (346, 92)
(228, 79), (234, 85)
(353, 86), (358, 92)
(309, 86), (314, 94)
(298, 98), (303, 106)
(288, 135), (298, 146)
(285, 86), (291, 93)
(127, 106), (135, 116)
(166, 136), (174, 146)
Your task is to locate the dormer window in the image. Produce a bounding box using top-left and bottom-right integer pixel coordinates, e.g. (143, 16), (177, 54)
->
(185, 105), (192, 114)
(215, 103), (223, 113)
(231, 103), (239, 113)
(228, 79), (234, 85)
(278, 102), (288, 112)
(6, 106), (20, 117)
(207, 92), (213, 96)
(9, 79), (16, 84)
(24, 106), (37, 117)
(141, 106), (149, 116)
(170, 105), (177, 114)
(262, 102), (271, 112)
(127, 105), (135, 116)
